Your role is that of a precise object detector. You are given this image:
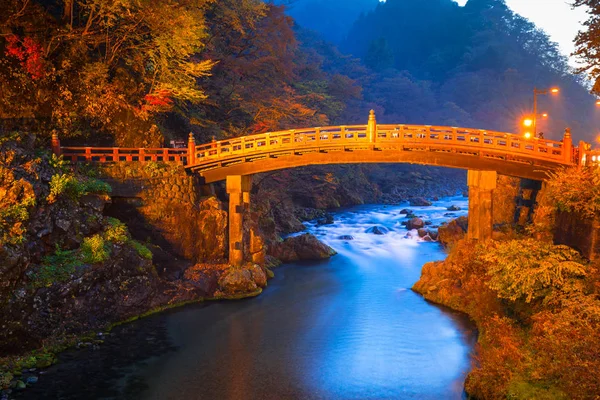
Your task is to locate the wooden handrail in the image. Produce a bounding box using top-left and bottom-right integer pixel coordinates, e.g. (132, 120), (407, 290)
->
(58, 123), (577, 171)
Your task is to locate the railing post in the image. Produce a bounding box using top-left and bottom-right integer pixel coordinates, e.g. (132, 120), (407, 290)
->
(51, 132), (61, 156)
(563, 128), (573, 164)
(187, 132), (196, 166)
(368, 109), (377, 143)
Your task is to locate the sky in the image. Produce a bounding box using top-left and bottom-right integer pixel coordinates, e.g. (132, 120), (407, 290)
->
(454, 0), (589, 66)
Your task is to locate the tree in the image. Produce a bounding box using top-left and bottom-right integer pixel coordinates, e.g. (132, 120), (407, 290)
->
(574, 0), (600, 93)
(1, 0), (215, 145)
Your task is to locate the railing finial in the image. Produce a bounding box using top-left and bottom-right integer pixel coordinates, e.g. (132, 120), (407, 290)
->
(187, 132), (196, 166)
(51, 130), (61, 156)
(564, 127), (571, 139)
(368, 110), (377, 143)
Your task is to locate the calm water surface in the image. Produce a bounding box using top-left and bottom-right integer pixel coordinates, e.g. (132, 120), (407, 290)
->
(22, 197), (475, 400)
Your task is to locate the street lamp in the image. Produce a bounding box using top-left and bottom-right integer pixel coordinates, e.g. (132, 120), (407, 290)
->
(532, 87), (559, 136)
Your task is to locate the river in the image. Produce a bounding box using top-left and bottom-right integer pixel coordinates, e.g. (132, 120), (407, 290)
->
(20, 196), (475, 400)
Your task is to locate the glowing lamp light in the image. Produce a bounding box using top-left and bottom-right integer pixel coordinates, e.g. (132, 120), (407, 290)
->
(596, 100), (600, 106)
(542, 113), (548, 118)
(593, 155), (597, 162)
(523, 119), (534, 127)
(524, 132), (532, 139)
(550, 88), (559, 94)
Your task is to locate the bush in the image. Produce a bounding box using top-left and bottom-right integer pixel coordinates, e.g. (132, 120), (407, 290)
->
(546, 167), (600, 218)
(129, 239), (153, 260)
(0, 196), (35, 246)
(33, 247), (80, 288)
(478, 239), (587, 303)
(48, 173), (111, 202)
(104, 217), (129, 244)
(81, 235), (110, 264)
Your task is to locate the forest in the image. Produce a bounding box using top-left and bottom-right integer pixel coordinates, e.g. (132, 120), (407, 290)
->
(2, 0), (599, 147)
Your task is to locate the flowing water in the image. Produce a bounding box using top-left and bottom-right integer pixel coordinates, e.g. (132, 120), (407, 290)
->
(20, 196), (475, 400)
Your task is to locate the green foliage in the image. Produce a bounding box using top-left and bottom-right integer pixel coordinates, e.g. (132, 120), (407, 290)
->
(49, 154), (70, 174)
(33, 247), (81, 288)
(129, 240), (153, 260)
(0, 196), (35, 246)
(81, 235), (110, 264)
(48, 173), (111, 202)
(479, 239), (587, 303)
(104, 218), (129, 244)
(0, 371), (13, 389)
(546, 167), (600, 218)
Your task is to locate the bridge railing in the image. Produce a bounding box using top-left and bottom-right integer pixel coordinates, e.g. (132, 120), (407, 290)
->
(191, 123), (569, 165)
(52, 111), (578, 170)
(59, 147), (188, 163)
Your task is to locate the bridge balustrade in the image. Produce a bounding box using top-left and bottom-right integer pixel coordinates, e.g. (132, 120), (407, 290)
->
(52, 111), (582, 177)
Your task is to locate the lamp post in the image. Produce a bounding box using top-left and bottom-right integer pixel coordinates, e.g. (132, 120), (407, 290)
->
(532, 87), (559, 137)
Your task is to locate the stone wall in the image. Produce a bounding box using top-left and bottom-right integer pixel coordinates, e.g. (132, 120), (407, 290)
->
(554, 210), (600, 261)
(97, 163), (228, 264)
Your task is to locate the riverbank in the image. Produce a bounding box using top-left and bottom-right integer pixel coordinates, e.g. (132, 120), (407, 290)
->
(413, 234), (600, 399)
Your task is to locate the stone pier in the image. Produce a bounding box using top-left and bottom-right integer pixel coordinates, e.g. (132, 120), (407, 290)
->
(226, 175), (252, 266)
(467, 170), (497, 241)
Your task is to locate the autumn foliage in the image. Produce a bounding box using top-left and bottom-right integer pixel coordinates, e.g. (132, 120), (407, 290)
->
(414, 232), (600, 399)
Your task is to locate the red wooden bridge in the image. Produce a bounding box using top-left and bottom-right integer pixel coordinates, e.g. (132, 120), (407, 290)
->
(53, 111), (588, 182)
(51, 111), (594, 265)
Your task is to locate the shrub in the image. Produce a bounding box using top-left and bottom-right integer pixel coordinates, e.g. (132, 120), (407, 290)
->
(129, 239), (153, 260)
(546, 167), (600, 218)
(33, 246), (80, 288)
(478, 239), (587, 302)
(81, 235), (109, 264)
(104, 217), (129, 244)
(48, 173), (111, 202)
(49, 153), (69, 174)
(0, 195), (35, 246)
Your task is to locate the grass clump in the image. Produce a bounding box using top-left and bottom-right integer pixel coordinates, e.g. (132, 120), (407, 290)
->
(48, 173), (111, 203)
(81, 235), (110, 264)
(129, 239), (153, 260)
(33, 247), (81, 288)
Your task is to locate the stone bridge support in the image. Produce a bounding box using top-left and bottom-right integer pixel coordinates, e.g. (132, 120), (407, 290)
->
(467, 170), (497, 241)
(226, 175), (252, 266)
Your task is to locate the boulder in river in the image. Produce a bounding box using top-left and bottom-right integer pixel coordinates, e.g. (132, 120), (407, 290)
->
(399, 209), (412, 215)
(417, 228), (428, 238)
(406, 218), (425, 230)
(269, 234), (337, 263)
(366, 226), (389, 235)
(409, 197), (433, 207)
(218, 268), (258, 294)
(338, 235), (354, 241)
(447, 205), (461, 211)
(316, 213), (334, 226)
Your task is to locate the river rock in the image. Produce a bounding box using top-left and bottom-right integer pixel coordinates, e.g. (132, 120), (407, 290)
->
(268, 234), (337, 263)
(399, 209), (412, 214)
(447, 205), (461, 211)
(406, 218), (424, 230)
(422, 235), (434, 242)
(438, 216), (468, 247)
(417, 228), (428, 238)
(25, 376), (38, 384)
(338, 235), (354, 240)
(409, 197), (432, 207)
(218, 268), (258, 294)
(425, 221), (433, 226)
(366, 226), (389, 235)
(248, 264), (267, 288)
(428, 229), (439, 240)
(316, 213), (334, 226)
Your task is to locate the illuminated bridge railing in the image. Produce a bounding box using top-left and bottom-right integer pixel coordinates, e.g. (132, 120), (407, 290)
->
(190, 124), (572, 171)
(59, 147), (189, 163)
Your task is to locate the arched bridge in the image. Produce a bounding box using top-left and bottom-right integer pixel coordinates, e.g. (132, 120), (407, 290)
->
(52, 111), (593, 265)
